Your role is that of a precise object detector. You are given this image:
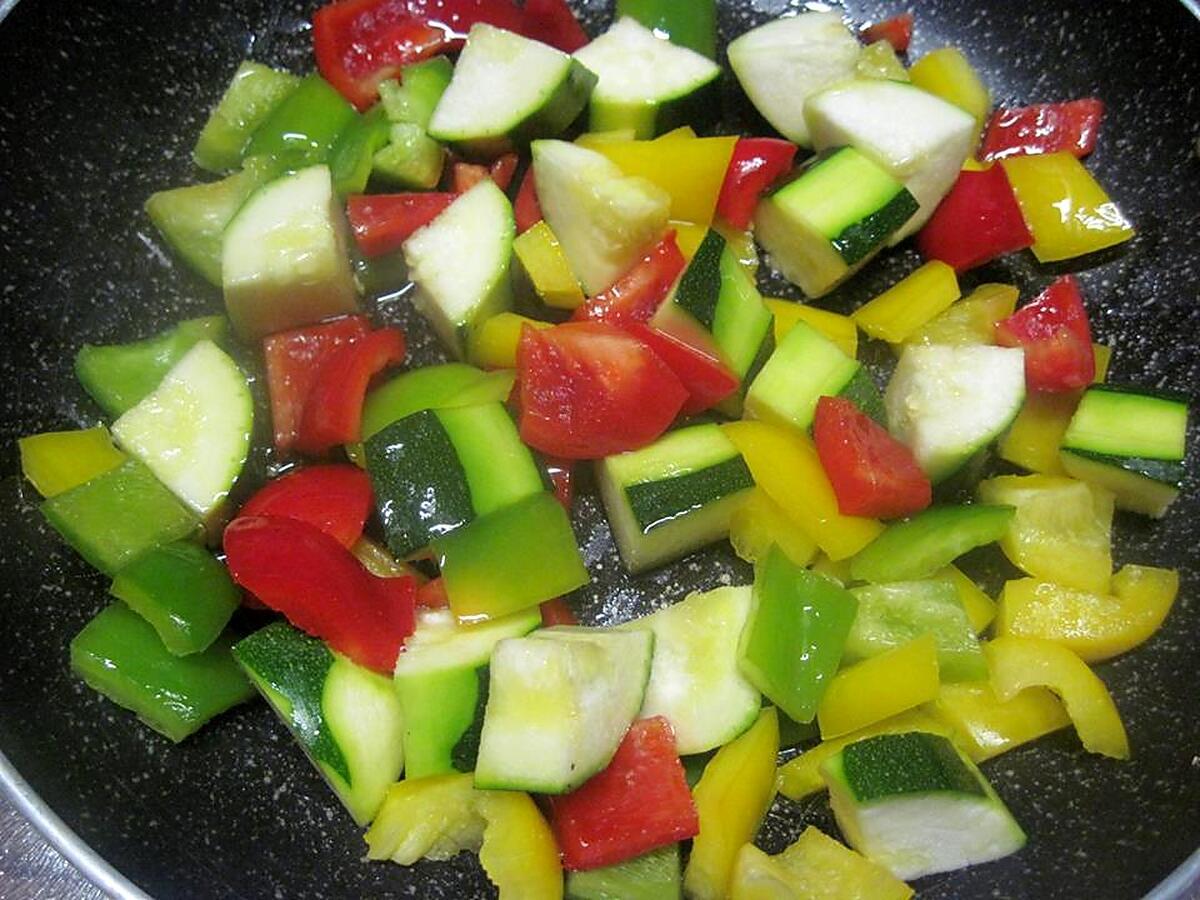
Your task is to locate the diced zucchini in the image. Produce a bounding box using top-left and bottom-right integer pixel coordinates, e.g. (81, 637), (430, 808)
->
(360, 362), (495, 443)
(532, 139), (670, 294)
(850, 504), (1015, 584)
(474, 626), (654, 793)
(567, 844), (682, 900)
(112, 340), (252, 521)
(221, 164), (359, 340)
(574, 17), (720, 138)
(754, 147), (918, 298)
(233, 622), (405, 825)
(597, 423), (755, 572)
(1060, 384), (1188, 517)
(727, 12), (861, 147)
(402, 179), (515, 358)
(806, 79), (977, 241)
(822, 732), (1026, 880)
(193, 60), (300, 173)
(620, 585), (761, 755)
(885, 344), (1026, 483)
(429, 24), (596, 157)
(857, 41), (910, 82)
(379, 56), (454, 129)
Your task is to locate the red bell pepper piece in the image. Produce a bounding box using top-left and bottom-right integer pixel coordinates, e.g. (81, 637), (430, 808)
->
(416, 576), (450, 609)
(521, 0), (589, 52)
(916, 165), (1033, 272)
(238, 464), (373, 549)
(451, 161), (490, 193)
(980, 99), (1105, 162)
(516, 322), (687, 459)
(995, 275), (1095, 393)
(513, 166), (544, 234)
(263, 315), (372, 453)
(347, 193), (456, 257)
(540, 597), (578, 626)
(859, 12), (914, 53)
(572, 232), (685, 326)
(224, 515), (416, 673)
(622, 322), (739, 415)
(543, 456), (576, 510)
(548, 716), (699, 870)
(813, 396), (932, 519)
(489, 153), (519, 191)
(715, 138), (798, 231)
(294, 327), (407, 455)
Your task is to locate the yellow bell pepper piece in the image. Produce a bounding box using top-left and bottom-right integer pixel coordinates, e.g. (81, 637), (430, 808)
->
(934, 681), (1071, 762)
(477, 790), (563, 900)
(1001, 152), (1135, 262)
(684, 707), (780, 900)
(930, 565), (996, 633)
(978, 474), (1115, 595)
(852, 261), (960, 344)
(901, 282), (1017, 350)
(731, 827), (913, 900)
(765, 299), (857, 359)
(468, 313), (551, 370)
(961, 156), (990, 173)
(19, 426), (126, 498)
(996, 564), (1179, 663)
(985, 636), (1129, 759)
(856, 41), (910, 83)
(777, 708), (951, 800)
(729, 488), (819, 568)
(997, 391), (1077, 475)
(722, 421), (884, 561)
(513, 222), (585, 310)
(908, 47), (991, 137)
(365, 773), (486, 863)
(816, 635), (941, 739)
(1092, 343), (1111, 382)
(589, 135), (738, 229)
(672, 220), (710, 260)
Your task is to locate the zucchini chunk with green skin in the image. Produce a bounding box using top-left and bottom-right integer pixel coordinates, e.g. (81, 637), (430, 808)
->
(822, 732), (1026, 880)
(71, 603), (253, 743)
(474, 626), (655, 793)
(429, 24), (597, 158)
(846, 580), (987, 682)
(393, 606), (542, 779)
(112, 340), (252, 521)
(850, 504), (1016, 584)
(221, 164), (359, 340)
(597, 423), (755, 572)
(109, 540), (240, 656)
(739, 546), (857, 724)
(193, 61), (300, 173)
(620, 585), (760, 755)
(233, 622), (404, 826)
(727, 12), (861, 147)
(1060, 384), (1189, 518)
(365, 402), (545, 558)
(379, 56), (454, 129)
(402, 178), (515, 359)
(532, 139), (670, 295)
(754, 148), (918, 298)
(74, 315), (227, 419)
(573, 17), (720, 138)
(41, 460), (199, 576)
(567, 843), (682, 900)
(433, 491), (589, 623)
(885, 344), (1026, 483)
(806, 79), (978, 242)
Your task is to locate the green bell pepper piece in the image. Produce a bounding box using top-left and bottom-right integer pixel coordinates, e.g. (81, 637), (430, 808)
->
(71, 603), (254, 742)
(244, 73), (358, 170)
(567, 844), (683, 899)
(330, 105), (393, 196)
(372, 123), (444, 190)
(616, 0), (717, 58)
(378, 56), (454, 129)
(193, 60), (300, 173)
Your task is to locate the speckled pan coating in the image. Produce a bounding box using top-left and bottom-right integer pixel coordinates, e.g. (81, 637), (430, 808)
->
(0, 0), (1197, 898)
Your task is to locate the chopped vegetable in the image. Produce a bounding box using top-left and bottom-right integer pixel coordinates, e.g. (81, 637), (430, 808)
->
(816, 635), (941, 739)
(238, 464), (372, 549)
(476, 789), (565, 899)
(616, 0), (716, 57)
(901, 282), (1018, 349)
(934, 681), (1071, 762)
(859, 13), (914, 53)
(766, 299), (857, 359)
(623, 323), (739, 415)
(850, 503), (1015, 583)
(19, 426), (125, 498)
(513, 221), (586, 311)
(378, 56), (453, 128)
(981, 99), (1105, 161)
(728, 488), (818, 568)
(193, 60), (300, 172)
(715, 138), (797, 230)
(907, 47), (991, 135)
(346, 192), (456, 257)
(996, 275), (1096, 392)
(469, 312), (551, 369)
(566, 844), (681, 900)
(853, 261), (961, 344)
(572, 231), (685, 325)
(917, 166), (1033, 272)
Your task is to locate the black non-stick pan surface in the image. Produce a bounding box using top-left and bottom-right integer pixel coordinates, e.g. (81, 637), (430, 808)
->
(1, 0), (1198, 897)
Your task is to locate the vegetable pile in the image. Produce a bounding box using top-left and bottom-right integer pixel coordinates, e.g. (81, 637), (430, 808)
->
(19, 0), (1192, 896)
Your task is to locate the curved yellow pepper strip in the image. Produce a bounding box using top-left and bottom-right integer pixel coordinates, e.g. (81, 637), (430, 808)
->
(477, 790), (563, 900)
(934, 681), (1071, 763)
(816, 635), (941, 740)
(985, 636), (1130, 759)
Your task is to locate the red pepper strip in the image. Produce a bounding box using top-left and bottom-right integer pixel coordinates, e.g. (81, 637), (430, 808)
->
(521, 0), (589, 52)
(513, 166), (543, 234)
(813, 396), (932, 519)
(224, 515), (416, 673)
(263, 315), (372, 453)
(622, 323), (739, 415)
(238, 464), (373, 549)
(543, 456), (575, 510)
(452, 162), (491, 193)
(859, 12), (914, 53)
(572, 232), (685, 326)
(346, 193), (457, 258)
(548, 717), (699, 870)
(488, 153), (519, 192)
(294, 327), (407, 455)
(916, 165), (1032, 272)
(540, 597), (578, 626)
(416, 576), (450, 609)
(979, 99), (1105, 161)
(995, 275), (1095, 393)
(715, 138), (798, 231)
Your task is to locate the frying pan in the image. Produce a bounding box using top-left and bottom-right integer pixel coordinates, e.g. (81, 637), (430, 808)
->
(1, 0), (1198, 896)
